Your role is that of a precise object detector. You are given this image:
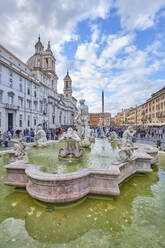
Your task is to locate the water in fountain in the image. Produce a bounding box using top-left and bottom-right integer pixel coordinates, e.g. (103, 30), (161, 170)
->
(28, 139), (117, 174)
(0, 153), (165, 247)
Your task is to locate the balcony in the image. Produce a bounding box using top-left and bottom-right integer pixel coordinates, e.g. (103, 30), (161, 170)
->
(157, 113), (165, 119)
(4, 103), (19, 111)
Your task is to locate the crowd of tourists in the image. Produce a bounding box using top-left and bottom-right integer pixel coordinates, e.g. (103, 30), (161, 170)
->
(0, 125), (164, 148)
(0, 128), (64, 147)
(90, 126), (165, 147)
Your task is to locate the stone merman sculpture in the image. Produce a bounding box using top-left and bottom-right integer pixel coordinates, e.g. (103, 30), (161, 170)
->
(122, 126), (136, 147)
(34, 126), (47, 147)
(58, 128), (84, 159)
(113, 126), (136, 164)
(9, 138), (27, 162)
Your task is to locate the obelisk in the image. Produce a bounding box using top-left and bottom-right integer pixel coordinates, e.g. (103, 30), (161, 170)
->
(102, 89), (104, 127)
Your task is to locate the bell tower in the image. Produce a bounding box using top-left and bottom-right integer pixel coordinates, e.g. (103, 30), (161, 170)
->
(42, 41), (56, 73)
(63, 71), (72, 99)
(41, 41), (58, 91)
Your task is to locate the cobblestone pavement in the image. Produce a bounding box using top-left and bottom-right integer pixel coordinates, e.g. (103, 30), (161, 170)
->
(136, 137), (165, 150)
(0, 142), (13, 151)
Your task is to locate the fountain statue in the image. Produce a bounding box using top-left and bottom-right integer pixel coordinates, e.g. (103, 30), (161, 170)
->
(9, 138), (27, 162)
(122, 126), (136, 147)
(75, 99), (93, 148)
(113, 126), (136, 164)
(108, 131), (119, 142)
(34, 125), (48, 147)
(58, 128), (84, 159)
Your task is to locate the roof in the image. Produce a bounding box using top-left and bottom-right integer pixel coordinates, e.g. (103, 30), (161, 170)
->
(64, 71), (71, 81)
(27, 53), (42, 69)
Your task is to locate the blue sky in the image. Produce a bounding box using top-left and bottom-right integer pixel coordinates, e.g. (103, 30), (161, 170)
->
(0, 0), (165, 116)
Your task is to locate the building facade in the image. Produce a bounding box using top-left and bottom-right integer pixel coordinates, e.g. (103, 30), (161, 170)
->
(114, 112), (124, 125)
(141, 88), (165, 124)
(127, 108), (136, 125)
(88, 113), (111, 127)
(0, 37), (77, 133)
(114, 87), (165, 126)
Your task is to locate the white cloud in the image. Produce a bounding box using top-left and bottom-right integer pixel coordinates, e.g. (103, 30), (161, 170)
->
(115, 0), (165, 30)
(73, 25), (165, 114)
(101, 34), (134, 59)
(0, 0), (112, 60)
(0, 0), (165, 115)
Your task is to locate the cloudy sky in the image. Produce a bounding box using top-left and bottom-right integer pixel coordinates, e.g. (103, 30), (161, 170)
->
(0, 0), (165, 116)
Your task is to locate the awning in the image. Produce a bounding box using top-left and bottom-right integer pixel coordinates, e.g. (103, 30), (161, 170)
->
(144, 123), (165, 127)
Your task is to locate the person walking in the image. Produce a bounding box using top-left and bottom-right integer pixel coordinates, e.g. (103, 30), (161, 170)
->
(3, 131), (8, 147)
(158, 128), (163, 139)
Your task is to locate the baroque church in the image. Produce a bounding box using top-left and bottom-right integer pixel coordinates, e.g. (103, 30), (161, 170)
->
(0, 36), (77, 133)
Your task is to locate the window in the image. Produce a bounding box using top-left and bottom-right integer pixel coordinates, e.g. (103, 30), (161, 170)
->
(52, 116), (55, 124)
(34, 91), (36, 97)
(0, 74), (1, 84)
(27, 82), (31, 95)
(19, 114), (22, 127)
(9, 95), (13, 105)
(40, 101), (43, 113)
(161, 103), (163, 109)
(45, 58), (48, 68)
(0, 112), (1, 128)
(19, 77), (22, 81)
(34, 102), (38, 111)
(43, 100), (47, 114)
(0, 91), (2, 103)
(34, 119), (36, 126)
(18, 98), (23, 108)
(37, 59), (40, 67)
(9, 78), (13, 88)
(19, 83), (23, 92)
(9, 70), (13, 77)
(66, 81), (68, 89)
(27, 100), (31, 109)
(27, 116), (30, 127)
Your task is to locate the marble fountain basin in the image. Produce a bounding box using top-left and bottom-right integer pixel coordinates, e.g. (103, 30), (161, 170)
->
(4, 141), (158, 204)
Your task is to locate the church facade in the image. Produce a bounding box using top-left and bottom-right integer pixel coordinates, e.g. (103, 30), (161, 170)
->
(0, 36), (77, 133)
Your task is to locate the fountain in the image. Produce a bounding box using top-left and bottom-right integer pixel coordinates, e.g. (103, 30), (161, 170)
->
(1, 92), (158, 204)
(1, 152), (165, 247)
(0, 94), (163, 247)
(3, 121), (158, 203)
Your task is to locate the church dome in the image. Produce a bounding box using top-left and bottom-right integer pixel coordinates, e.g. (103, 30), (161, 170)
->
(27, 54), (42, 69)
(27, 36), (43, 69)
